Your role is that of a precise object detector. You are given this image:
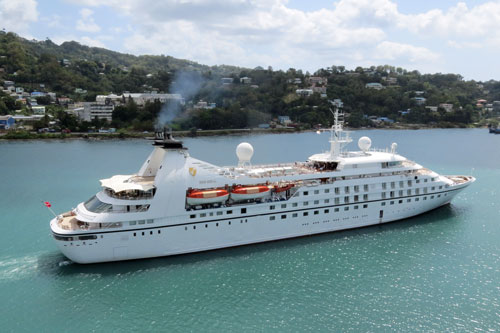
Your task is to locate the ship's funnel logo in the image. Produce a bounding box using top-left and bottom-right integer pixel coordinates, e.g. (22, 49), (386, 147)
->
(189, 167), (197, 177)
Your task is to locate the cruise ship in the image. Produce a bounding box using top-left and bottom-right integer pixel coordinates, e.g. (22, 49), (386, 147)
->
(50, 110), (475, 263)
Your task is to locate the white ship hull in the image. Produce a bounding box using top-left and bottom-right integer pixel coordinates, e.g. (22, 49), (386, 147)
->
(51, 181), (469, 264)
(50, 120), (475, 264)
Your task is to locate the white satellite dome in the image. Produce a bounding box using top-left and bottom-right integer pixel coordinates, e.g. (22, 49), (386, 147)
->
(236, 142), (254, 166)
(358, 136), (372, 152)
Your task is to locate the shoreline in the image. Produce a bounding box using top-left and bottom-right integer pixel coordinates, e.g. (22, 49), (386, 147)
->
(0, 124), (486, 141)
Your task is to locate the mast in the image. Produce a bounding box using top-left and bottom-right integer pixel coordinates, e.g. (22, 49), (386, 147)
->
(328, 103), (352, 159)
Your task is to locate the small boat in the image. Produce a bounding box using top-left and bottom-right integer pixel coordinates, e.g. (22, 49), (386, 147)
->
(187, 189), (229, 205)
(489, 127), (500, 134)
(231, 185), (270, 201)
(274, 184), (295, 193)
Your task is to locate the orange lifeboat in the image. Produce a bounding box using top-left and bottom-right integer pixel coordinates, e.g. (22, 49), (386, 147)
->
(187, 189), (229, 205)
(274, 183), (294, 193)
(231, 185), (270, 201)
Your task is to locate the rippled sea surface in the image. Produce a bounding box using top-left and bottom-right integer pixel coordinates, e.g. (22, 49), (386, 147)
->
(0, 129), (499, 332)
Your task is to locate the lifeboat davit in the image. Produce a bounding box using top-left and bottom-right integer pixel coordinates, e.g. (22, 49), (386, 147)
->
(187, 189), (229, 205)
(274, 183), (294, 193)
(231, 185), (270, 201)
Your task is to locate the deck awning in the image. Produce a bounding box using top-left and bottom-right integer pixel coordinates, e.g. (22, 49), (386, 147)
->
(100, 175), (155, 193)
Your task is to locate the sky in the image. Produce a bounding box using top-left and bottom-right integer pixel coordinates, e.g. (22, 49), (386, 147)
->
(1, 0), (500, 81)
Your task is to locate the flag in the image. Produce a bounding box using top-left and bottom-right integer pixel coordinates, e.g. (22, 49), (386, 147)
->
(44, 201), (51, 208)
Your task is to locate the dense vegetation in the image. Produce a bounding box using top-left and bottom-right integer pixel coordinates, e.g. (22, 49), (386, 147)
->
(1, 31), (499, 132)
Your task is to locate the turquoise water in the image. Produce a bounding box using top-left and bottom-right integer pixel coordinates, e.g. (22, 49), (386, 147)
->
(0, 129), (499, 332)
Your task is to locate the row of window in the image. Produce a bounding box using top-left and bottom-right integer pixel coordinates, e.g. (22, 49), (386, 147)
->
(298, 177), (439, 197)
(184, 219), (248, 230)
(133, 229), (161, 237)
(129, 219), (154, 226)
(380, 193), (445, 206)
(269, 204), (370, 220)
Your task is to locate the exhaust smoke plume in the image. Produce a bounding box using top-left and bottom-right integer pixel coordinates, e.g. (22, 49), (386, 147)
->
(156, 71), (204, 129)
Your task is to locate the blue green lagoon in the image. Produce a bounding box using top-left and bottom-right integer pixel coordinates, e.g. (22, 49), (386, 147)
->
(0, 129), (499, 331)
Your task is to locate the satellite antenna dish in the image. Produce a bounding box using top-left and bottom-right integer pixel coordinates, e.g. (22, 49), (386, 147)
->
(236, 142), (254, 167)
(358, 136), (372, 152)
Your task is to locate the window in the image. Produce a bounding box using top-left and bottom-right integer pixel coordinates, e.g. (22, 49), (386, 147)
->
(150, 231), (153, 235)
(217, 211), (223, 216)
(415, 198), (420, 201)
(390, 191), (395, 198)
(399, 190), (403, 196)
(439, 186), (443, 190)
(416, 188), (420, 195)
(423, 197), (427, 200)
(303, 191), (309, 196)
(363, 194), (368, 200)
(354, 185), (359, 192)
(200, 213), (206, 218)
(424, 179), (428, 183)
(134, 232), (137, 236)
(382, 183), (387, 190)
(381, 202), (386, 206)
(335, 198), (340, 204)
(363, 204), (368, 208)
(344, 196), (350, 203)
(281, 204), (286, 209)
(416, 179), (420, 184)
(382, 192), (387, 199)
(354, 195), (359, 202)
(281, 215), (287, 219)
(158, 230), (161, 234)
(84, 195), (112, 213)
(147, 219), (154, 224)
(364, 184), (369, 191)
(344, 186), (350, 193)
(241, 208), (247, 214)
(190, 214), (196, 218)
(399, 181), (404, 188)
(292, 203), (298, 207)
(335, 188), (340, 194)
(270, 205), (275, 210)
(324, 199), (330, 204)
(399, 200), (403, 204)
(303, 201), (309, 206)
(354, 205), (359, 210)
(390, 201), (394, 205)
(334, 208), (339, 212)
(408, 180), (412, 186)
(325, 189), (330, 194)
(407, 199), (411, 202)
(138, 220), (145, 225)
(407, 189), (411, 195)
(324, 209), (329, 213)
(303, 212), (309, 216)
(270, 216), (275, 221)
(431, 195), (435, 199)
(314, 200), (319, 205)
(227, 210), (232, 215)
(344, 207), (349, 211)
(424, 188), (428, 194)
(314, 190), (319, 194)
(292, 213), (298, 218)
(314, 210), (319, 215)
(391, 182), (395, 189)
(129, 221), (137, 226)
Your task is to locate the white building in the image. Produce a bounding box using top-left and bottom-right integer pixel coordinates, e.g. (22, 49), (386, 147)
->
(296, 89), (313, 97)
(79, 103), (114, 122)
(365, 83), (384, 90)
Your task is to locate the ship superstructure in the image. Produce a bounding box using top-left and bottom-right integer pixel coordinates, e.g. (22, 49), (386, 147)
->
(50, 111), (475, 263)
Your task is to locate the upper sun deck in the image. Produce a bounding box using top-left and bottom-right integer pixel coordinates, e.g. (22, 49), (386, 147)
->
(205, 150), (419, 182)
(100, 175), (156, 200)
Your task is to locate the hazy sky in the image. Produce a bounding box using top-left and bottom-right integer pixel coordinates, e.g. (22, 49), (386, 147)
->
(1, 0), (499, 81)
